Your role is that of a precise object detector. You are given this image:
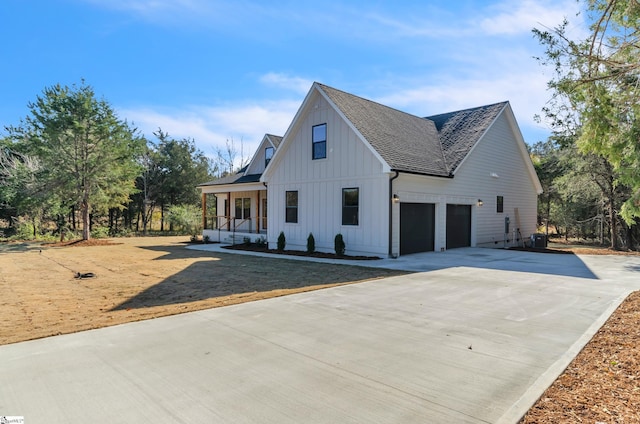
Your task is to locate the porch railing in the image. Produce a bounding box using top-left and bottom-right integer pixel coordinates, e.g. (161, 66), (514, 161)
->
(204, 215), (265, 242)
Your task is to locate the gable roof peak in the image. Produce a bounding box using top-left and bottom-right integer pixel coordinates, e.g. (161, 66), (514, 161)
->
(265, 134), (283, 148)
(315, 83), (450, 177)
(426, 101), (509, 172)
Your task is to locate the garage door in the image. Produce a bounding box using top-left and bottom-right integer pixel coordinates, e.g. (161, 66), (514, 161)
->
(446, 204), (471, 249)
(400, 203), (435, 255)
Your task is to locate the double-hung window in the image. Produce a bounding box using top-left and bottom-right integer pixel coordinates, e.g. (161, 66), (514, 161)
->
(342, 188), (359, 225)
(265, 146), (274, 167)
(497, 195), (504, 213)
(312, 124), (327, 160)
(285, 191), (298, 223)
(235, 198), (251, 220)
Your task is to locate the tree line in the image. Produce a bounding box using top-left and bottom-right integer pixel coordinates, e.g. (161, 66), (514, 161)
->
(2, 1), (639, 249)
(531, 0), (639, 250)
(0, 81), (238, 241)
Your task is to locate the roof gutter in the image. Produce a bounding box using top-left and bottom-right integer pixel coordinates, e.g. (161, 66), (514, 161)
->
(395, 169), (454, 179)
(388, 170), (400, 257)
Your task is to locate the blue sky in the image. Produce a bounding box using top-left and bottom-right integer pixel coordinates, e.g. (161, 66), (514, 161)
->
(1, 0), (586, 161)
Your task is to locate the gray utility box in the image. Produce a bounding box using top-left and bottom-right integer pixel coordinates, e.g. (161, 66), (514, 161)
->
(530, 233), (547, 248)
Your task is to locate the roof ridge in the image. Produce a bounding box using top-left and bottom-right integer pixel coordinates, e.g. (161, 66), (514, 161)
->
(425, 101), (509, 120)
(315, 82), (425, 122)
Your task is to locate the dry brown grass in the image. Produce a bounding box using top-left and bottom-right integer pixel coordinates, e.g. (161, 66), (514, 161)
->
(0, 236), (406, 345)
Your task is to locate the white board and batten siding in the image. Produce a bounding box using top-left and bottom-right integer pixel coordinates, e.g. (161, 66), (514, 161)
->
(392, 110), (539, 254)
(266, 93), (390, 256)
(459, 111), (539, 247)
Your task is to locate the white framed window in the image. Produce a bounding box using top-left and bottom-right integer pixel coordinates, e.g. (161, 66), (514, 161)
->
(235, 198), (251, 219)
(285, 191), (298, 223)
(312, 123), (326, 160)
(265, 146), (274, 167)
(342, 188), (359, 225)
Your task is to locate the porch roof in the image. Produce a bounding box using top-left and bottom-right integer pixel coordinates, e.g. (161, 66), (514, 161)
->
(198, 173), (262, 187)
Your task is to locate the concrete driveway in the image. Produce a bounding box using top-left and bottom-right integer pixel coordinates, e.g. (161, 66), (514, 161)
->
(1, 248), (639, 423)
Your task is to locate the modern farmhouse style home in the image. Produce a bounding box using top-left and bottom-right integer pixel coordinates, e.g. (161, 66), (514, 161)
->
(199, 83), (542, 257)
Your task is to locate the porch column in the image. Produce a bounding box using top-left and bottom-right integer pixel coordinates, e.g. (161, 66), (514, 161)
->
(226, 192), (231, 231)
(201, 192), (206, 230)
(256, 191), (261, 233)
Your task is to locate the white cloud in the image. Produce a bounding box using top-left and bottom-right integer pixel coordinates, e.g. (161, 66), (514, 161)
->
(119, 99), (299, 160)
(84, 0), (207, 17)
(375, 69), (552, 143)
(480, 0), (583, 36)
(364, 13), (460, 38)
(81, 0), (255, 29)
(259, 73), (313, 95)
(360, 0), (583, 41)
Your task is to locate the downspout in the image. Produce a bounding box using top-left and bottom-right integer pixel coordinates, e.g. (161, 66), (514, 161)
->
(388, 170), (400, 257)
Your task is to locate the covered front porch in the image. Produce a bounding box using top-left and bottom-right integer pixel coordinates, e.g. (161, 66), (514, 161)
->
(200, 177), (268, 245)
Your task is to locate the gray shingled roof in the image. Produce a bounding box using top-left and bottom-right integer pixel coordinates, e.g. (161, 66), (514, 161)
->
(199, 172), (263, 187)
(200, 86), (509, 187)
(266, 134), (283, 148)
(198, 172), (240, 187)
(317, 84), (450, 177)
(318, 83), (508, 176)
(426, 102), (507, 172)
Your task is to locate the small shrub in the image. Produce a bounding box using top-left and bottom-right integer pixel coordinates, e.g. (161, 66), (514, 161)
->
(203, 235), (210, 244)
(334, 233), (345, 256)
(243, 236), (251, 246)
(306, 233), (315, 254)
(11, 217), (36, 240)
(255, 236), (267, 248)
(112, 228), (133, 238)
(277, 231), (286, 251)
(166, 204), (203, 237)
(91, 226), (110, 239)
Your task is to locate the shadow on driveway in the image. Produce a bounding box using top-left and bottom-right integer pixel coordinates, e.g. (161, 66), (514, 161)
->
(375, 247), (599, 279)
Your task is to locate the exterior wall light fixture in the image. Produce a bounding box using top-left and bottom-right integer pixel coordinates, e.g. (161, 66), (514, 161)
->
(392, 194), (400, 203)
(477, 199), (484, 207)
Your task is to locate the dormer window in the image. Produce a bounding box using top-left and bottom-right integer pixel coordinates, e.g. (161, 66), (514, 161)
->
(265, 146), (274, 167)
(312, 123), (326, 160)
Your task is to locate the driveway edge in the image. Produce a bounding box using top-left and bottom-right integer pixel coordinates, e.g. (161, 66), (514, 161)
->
(496, 291), (632, 424)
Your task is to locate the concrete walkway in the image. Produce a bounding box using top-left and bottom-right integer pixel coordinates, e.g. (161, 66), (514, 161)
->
(1, 247), (639, 423)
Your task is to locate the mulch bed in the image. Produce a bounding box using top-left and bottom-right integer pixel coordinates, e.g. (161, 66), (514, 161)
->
(520, 290), (640, 423)
(222, 243), (381, 260)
